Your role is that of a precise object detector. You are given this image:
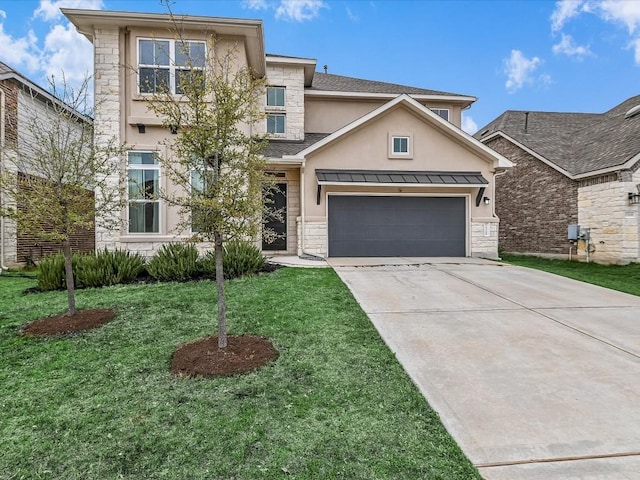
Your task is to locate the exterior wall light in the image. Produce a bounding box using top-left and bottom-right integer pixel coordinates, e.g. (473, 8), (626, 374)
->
(136, 123), (146, 134)
(483, 196), (490, 205)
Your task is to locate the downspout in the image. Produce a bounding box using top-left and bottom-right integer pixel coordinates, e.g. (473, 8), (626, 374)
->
(0, 88), (8, 272)
(492, 168), (508, 217)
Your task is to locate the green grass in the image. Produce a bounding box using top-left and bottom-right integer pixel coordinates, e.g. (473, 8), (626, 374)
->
(0, 268), (479, 479)
(500, 254), (640, 296)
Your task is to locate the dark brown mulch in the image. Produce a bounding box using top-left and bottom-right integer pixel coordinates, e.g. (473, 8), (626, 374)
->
(21, 308), (116, 337)
(171, 335), (279, 378)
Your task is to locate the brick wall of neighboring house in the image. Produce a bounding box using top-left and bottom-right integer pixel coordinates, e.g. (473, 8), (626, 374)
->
(16, 173), (95, 265)
(487, 136), (578, 254)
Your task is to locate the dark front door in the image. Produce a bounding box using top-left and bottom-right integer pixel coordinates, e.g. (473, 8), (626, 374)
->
(328, 195), (466, 257)
(263, 183), (287, 251)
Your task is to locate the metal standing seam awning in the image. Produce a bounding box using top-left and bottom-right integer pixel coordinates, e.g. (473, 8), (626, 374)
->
(315, 169), (489, 205)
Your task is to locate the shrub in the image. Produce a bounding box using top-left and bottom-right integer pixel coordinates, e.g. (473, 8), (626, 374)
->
(201, 241), (265, 279)
(37, 253), (67, 291)
(75, 249), (146, 288)
(147, 243), (200, 282)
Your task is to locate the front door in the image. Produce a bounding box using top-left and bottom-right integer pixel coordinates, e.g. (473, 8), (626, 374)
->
(263, 183), (287, 251)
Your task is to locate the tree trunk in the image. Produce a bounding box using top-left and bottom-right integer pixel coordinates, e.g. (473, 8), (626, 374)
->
(214, 231), (227, 348)
(62, 240), (76, 316)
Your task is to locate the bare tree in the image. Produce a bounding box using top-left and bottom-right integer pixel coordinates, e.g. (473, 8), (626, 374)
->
(141, 21), (275, 348)
(0, 75), (124, 315)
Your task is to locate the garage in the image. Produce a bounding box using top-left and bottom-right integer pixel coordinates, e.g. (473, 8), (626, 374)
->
(328, 195), (466, 257)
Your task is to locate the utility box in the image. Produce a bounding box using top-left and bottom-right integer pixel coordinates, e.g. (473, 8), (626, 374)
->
(568, 224), (580, 241)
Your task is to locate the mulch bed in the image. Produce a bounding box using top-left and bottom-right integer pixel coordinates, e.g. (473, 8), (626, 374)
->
(171, 335), (279, 377)
(21, 308), (116, 337)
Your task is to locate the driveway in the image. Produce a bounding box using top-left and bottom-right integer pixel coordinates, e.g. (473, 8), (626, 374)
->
(329, 257), (640, 480)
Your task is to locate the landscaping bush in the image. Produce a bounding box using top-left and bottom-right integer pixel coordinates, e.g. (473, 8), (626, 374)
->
(201, 241), (265, 279)
(37, 253), (67, 291)
(147, 243), (200, 282)
(76, 249), (146, 288)
(37, 249), (147, 291)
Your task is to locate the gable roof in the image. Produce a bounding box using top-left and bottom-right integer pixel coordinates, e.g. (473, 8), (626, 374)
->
(476, 95), (640, 177)
(287, 94), (512, 169)
(0, 61), (91, 124)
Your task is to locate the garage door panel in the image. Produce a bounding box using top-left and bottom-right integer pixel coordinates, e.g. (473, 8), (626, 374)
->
(328, 196), (466, 257)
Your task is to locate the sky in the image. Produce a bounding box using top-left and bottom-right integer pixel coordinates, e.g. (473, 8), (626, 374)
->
(1, 0), (640, 133)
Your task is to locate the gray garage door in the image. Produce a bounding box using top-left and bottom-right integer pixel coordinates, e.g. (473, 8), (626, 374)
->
(328, 196), (466, 257)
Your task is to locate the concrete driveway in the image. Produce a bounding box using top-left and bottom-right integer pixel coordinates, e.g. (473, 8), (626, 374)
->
(329, 257), (640, 480)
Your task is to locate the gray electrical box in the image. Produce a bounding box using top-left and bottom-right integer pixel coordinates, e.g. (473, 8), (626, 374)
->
(568, 224), (580, 241)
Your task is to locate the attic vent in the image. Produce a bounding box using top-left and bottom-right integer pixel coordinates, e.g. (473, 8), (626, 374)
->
(625, 104), (640, 119)
(480, 129), (490, 137)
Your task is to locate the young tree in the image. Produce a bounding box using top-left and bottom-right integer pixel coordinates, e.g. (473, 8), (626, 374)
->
(0, 76), (123, 315)
(143, 33), (273, 348)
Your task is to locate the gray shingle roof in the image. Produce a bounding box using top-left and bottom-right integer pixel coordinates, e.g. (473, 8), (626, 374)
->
(264, 133), (330, 158)
(476, 95), (640, 176)
(309, 72), (471, 98)
(316, 169), (488, 185)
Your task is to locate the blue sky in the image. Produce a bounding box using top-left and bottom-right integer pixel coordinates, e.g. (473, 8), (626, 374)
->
(1, 0), (639, 132)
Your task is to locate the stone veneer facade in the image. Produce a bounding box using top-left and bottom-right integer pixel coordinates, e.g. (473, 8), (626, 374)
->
(577, 169), (640, 263)
(487, 136), (579, 255)
(1, 78), (18, 265)
(265, 63), (305, 141)
(93, 26), (123, 253)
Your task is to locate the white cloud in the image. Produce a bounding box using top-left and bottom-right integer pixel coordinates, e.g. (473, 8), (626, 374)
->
(552, 33), (592, 57)
(275, 0), (326, 21)
(598, 0), (640, 33)
(0, 10), (6, 19)
(0, 22), (41, 74)
(34, 0), (103, 22)
(242, 0), (268, 10)
(551, 0), (585, 31)
(504, 50), (544, 93)
(462, 115), (478, 135)
(42, 22), (93, 84)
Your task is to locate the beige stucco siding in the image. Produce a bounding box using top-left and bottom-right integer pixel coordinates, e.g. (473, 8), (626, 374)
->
(305, 97), (464, 134)
(303, 105), (494, 218)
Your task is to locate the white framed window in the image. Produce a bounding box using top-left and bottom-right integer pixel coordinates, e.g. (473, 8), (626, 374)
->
(127, 151), (160, 233)
(266, 86), (286, 108)
(389, 134), (412, 158)
(138, 38), (205, 95)
(431, 108), (450, 121)
(267, 113), (286, 134)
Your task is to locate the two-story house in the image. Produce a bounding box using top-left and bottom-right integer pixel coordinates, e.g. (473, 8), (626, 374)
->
(63, 8), (512, 259)
(0, 61), (95, 268)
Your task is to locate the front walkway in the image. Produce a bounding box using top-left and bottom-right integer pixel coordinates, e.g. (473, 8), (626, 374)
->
(330, 258), (640, 479)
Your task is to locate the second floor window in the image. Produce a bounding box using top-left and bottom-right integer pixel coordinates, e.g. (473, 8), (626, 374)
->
(431, 108), (450, 122)
(138, 39), (205, 95)
(266, 87), (285, 108)
(267, 113), (286, 134)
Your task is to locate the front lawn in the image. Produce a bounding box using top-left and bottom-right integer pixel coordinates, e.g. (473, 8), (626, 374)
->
(0, 268), (479, 479)
(500, 254), (640, 296)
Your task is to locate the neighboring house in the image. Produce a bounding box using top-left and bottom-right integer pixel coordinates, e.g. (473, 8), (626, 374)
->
(63, 8), (512, 259)
(0, 61), (95, 268)
(476, 97), (640, 264)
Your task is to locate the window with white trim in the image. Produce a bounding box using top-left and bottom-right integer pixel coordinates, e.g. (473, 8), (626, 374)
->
(431, 108), (450, 121)
(138, 39), (205, 95)
(267, 113), (286, 134)
(393, 136), (409, 154)
(127, 151), (160, 233)
(266, 86), (285, 108)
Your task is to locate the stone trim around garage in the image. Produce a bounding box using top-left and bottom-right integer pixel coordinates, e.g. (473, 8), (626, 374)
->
(471, 219), (499, 260)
